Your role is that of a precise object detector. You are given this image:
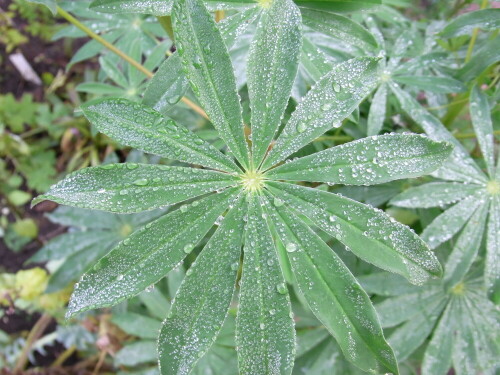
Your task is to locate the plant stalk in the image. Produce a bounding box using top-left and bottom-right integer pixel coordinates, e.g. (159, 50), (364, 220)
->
(13, 313), (52, 373)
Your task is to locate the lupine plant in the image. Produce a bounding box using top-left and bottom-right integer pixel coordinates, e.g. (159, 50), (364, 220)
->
(26, 0), (500, 374)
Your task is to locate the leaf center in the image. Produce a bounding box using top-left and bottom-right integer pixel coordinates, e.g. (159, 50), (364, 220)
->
(241, 170), (265, 192)
(486, 180), (500, 195)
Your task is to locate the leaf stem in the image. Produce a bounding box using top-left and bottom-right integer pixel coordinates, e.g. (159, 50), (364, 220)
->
(56, 6), (209, 120)
(464, 0), (489, 63)
(13, 313), (52, 373)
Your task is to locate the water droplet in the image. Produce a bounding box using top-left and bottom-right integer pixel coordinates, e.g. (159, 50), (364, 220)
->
(183, 243), (194, 253)
(180, 205), (188, 213)
(297, 122), (307, 133)
(259, 323), (265, 330)
(321, 103), (332, 111)
(133, 178), (148, 186)
(333, 83), (341, 93)
(231, 262), (239, 271)
(276, 283), (287, 294)
(126, 163), (139, 170)
(273, 197), (284, 207)
(167, 95), (181, 104)
(116, 274), (124, 281)
(286, 243), (297, 253)
(119, 189), (129, 196)
(269, 309), (276, 315)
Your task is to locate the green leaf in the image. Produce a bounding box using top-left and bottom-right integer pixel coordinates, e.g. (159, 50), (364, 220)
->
(29, 231), (117, 263)
(444, 202), (488, 288)
(112, 312), (161, 339)
(421, 195), (482, 249)
(115, 341), (158, 367)
(76, 82), (127, 96)
(143, 9), (260, 115)
(357, 272), (420, 297)
(66, 188), (239, 318)
(139, 287), (171, 320)
(300, 37), (333, 81)
(81, 98), (239, 173)
(261, 57), (380, 170)
(262, 192), (398, 375)
(375, 289), (442, 328)
(26, 0), (57, 14)
(485, 196), (500, 294)
(45, 206), (123, 229)
(297, 0), (381, 12)
(89, 0), (255, 15)
(301, 9), (378, 51)
(388, 296), (446, 362)
(33, 164), (237, 213)
(393, 75), (466, 93)
(367, 83), (387, 136)
(172, 0), (250, 169)
(421, 302), (455, 375)
(390, 83), (486, 184)
(389, 182), (481, 208)
(267, 134), (453, 185)
(143, 54), (189, 114)
(236, 194), (295, 375)
(158, 196), (245, 375)
(440, 9), (500, 38)
(470, 85), (495, 177)
(46, 235), (118, 292)
(457, 37), (500, 82)
(266, 182), (443, 285)
(248, 0), (302, 167)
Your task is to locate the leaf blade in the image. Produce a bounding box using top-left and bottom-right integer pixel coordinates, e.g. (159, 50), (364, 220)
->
(261, 57), (380, 170)
(470, 85), (495, 177)
(301, 9), (378, 51)
(33, 164), (238, 213)
(66, 188), (239, 317)
(158, 196), (246, 375)
(262, 192), (398, 375)
(172, 0), (250, 169)
(236, 194), (295, 375)
(390, 182), (481, 208)
(81, 98), (240, 173)
(267, 133), (453, 186)
(266, 181), (443, 284)
(248, 0), (302, 167)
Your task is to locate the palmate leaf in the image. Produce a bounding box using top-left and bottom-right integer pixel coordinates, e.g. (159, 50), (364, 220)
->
(33, 164), (238, 213)
(262, 192), (398, 374)
(34, 0), (457, 374)
(236, 194), (295, 375)
(172, 0), (250, 169)
(266, 133), (453, 185)
(66, 188), (239, 317)
(158, 196), (245, 375)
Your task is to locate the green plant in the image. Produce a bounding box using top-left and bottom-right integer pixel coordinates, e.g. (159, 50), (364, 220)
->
(32, 0), (457, 374)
